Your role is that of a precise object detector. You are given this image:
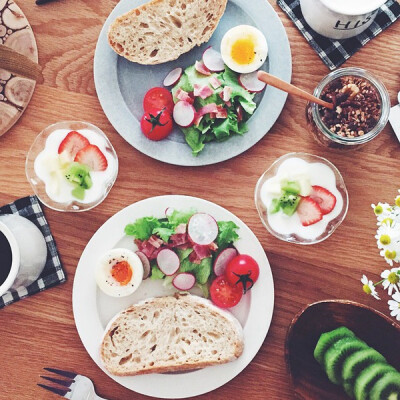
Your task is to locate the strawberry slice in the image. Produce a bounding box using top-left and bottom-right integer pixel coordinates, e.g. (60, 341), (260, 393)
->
(309, 185), (337, 215)
(58, 131), (90, 158)
(297, 197), (323, 226)
(74, 144), (108, 171)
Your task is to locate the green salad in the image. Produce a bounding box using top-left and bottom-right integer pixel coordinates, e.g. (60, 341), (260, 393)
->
(171, 64), (257, 156)
(124, 208), (239, 297)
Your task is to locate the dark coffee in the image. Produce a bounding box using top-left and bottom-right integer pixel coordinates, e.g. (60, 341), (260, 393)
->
(0, 231), (13, 286)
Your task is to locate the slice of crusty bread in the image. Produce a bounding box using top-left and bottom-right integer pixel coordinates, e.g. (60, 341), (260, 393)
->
(100, 293), (244, 376)
(108, 0), (228, 65)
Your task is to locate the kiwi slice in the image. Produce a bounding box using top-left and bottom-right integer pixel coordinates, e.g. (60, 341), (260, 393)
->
(314, 327), (355, 365)
(71, 186), (85, 200)
(280, 193), (300, 216)
(354, 363), (396, 400)
(281, 180), (301, 195)
(269, 198), (280, 214)
(324, 337), (369, 385)
(342, 349), (387, 397)
(369, 371), (400, 400)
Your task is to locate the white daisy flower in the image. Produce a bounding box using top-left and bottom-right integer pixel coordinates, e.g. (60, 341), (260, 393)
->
(375, 223), (400, 250)
(381, 268), (400, 295)
(388, 291), (400, 321)
(361, 275), (380, 300)
(372, 203), (392, 223)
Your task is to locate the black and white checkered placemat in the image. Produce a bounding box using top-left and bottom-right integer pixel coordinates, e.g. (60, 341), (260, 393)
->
(0, 195), (66, 308)
(277, 0), (400, 70)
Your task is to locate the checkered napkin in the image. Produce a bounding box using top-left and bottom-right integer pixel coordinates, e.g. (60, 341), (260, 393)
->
(0, 195), (66, 308)
(277, 0), (400, 70)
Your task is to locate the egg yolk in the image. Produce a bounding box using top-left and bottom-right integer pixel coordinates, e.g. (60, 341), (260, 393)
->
(111, 261), (133, 286)
(231, 38), (255, 65)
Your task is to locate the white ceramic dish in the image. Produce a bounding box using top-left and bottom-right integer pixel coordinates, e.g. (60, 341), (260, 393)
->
(94, 0), (292, 166)
(72, 195), (274, 398)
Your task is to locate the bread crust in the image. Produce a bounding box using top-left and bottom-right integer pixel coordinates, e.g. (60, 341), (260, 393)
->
(107, 0), (228, 65)
(100, 293), (244, 376)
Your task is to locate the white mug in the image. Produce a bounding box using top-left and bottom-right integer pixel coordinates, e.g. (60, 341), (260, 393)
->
(300, 0), (387, 39)
(0, 214), (47, 297)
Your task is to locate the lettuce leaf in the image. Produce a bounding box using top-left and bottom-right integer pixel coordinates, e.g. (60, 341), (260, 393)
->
(167, 209), (195, 226)
(150, 265), (165, 280)
(216, 221), (240, 250)
(124, 217), (160, 240)
(180, 257), (212, 284)
(152, 226), (174, 242)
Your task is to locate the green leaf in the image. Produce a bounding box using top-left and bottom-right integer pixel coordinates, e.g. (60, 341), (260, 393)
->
(167, 209), (195, 226)
(216, 221), (240, 250)
(196, 282), (209, 298)
(124, 217), (161, 240)
(150, 265), (165, 280)
(152, 226), (174, 242)
(194, 257), (212, 284)
(180, 258), (198, 273)
(181, 126), (205, 156)
(176, 247), (193, 262)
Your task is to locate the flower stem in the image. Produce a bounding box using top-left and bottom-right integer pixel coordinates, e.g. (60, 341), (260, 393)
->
(374, 279), (384, 286)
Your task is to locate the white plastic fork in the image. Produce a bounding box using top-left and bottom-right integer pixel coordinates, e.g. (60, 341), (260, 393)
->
(38, 368), (107, 400)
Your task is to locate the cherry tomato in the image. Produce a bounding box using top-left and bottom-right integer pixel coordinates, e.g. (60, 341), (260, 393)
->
(210, 276), (243, 309)
(143, 87), (174, 114)
(225, 254), (259, 294)
(140, 108), (173, 141)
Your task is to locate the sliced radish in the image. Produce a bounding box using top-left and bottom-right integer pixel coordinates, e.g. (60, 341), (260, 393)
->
(239, 71), (267, 93)
(195, 60), (211, 76)
(173, 101), (196, 127)
(188, 213), (218, 246)
(172, 273), (196, 291)
(203, 47), (225, 72)
(163, 67), (182, 87)
(157, 248), (180, 276)
(213, 247), (238, 276)
(165, 207), (174, 217)
(136, 251), (151, 280)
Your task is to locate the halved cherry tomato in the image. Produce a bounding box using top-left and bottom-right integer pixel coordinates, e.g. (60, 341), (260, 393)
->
(225, 254), (259, 294)
(140, 108), (173, 141)
(210, 276), (242, 309)
(143, 87), (174, 114)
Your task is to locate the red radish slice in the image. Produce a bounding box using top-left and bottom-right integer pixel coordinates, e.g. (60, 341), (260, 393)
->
(239, 71), (267, 93)
(163, 67), (182, 87)
(213, 247), (238, 276)
(195, 60), (211, 76)
(165, 207), (174, 217)
(188, 213), (218, 246)
(157, 249), (180, 276)
(136, 251), (151, 280)
(203, 47), (225, 72)
(173, 273), (196, 291)
(173, 101), (196, 127)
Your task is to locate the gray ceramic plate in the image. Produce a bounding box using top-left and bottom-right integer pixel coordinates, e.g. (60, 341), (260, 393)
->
(94, 0), (292, 166)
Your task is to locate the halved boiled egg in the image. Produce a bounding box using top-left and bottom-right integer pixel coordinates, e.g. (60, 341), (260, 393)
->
(96, 248), (143, 297)
(220, 25), (268, 74)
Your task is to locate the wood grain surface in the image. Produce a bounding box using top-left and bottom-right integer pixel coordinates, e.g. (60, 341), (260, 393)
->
(0, 1), (400, 399)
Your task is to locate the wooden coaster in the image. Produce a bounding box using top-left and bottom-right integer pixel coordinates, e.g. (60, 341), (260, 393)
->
(0, 0), (38, 136)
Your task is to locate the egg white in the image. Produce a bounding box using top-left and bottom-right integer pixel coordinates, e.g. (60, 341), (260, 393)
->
(96, 248), (143, 297)
(220, 25), (268, 74)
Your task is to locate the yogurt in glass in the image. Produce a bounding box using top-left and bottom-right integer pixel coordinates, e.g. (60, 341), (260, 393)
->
(255, 153), (348, 244)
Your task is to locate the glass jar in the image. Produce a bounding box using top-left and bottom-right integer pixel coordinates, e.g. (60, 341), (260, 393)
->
(306, 67), (390, 149)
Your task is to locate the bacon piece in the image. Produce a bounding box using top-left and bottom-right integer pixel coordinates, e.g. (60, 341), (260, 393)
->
(237, 105), (244, 123)
(148, 235), (164, 248)
(170, 233), (188, 246)
(209, 76), (222, 89)
(208, 242), (218, 251)
(197, 103), (219, 117)
(192, 244), (211, 260)
(193, 113), (203, 126)
(216, 105), (228, 119)
(195, 60), (211, 76)
(174, 223), (187, 234)
(222, 86), (232, 102)
(175, 88), (194, 104)
(193, 84), (213, 99)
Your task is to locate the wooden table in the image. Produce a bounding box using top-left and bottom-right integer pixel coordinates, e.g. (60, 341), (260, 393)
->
(1, 1), (399, 399)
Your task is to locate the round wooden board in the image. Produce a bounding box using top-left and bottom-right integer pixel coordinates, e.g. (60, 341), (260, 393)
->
(0, 0), (38, 136)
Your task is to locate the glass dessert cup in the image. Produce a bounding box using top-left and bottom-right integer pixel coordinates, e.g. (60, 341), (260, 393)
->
(26, 121), (118, 212)
(306, 67), (390, 149)
(254, 153), (349, 245)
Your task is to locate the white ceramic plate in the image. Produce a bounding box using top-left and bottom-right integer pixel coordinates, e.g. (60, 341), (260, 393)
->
(72, 195), (274, 398)
(94, 0), (291, 166)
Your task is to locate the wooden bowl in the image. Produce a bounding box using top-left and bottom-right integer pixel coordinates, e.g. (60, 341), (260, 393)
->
(285, 300), (400, 400)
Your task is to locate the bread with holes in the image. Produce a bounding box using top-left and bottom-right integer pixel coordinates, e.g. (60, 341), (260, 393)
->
(107, 0), (228, 65)
(100, 293), (244, 376)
